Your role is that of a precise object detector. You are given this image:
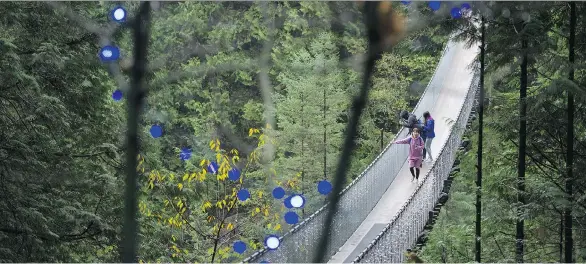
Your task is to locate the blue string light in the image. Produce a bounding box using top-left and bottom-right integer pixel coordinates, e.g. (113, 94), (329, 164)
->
(283, 195), (293, 209)
(98, 45), (120, 62)
(110, 6), (127, 23)
(284, 211), (299, 225)
(207, 161), (219, 174)
(237, 189), (250, 202)
(428, 1), (441, 11)
(264, 235), (280, 250)
(150, 124), (163, 138)
(228, 168), (241, 181)
(451, 7), (462, 18)
(317, 180), (332, 195)
(179, 147), (192, 161)
(233, 241), (246, 254)
(112, 90), (123, 101)
(272, 187), (285, 199)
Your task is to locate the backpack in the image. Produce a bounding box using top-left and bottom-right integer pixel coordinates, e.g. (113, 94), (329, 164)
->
(408, 137), (424, 146)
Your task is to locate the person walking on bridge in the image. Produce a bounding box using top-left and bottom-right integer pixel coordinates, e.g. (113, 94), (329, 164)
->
(393, 127), (425, 181)
(399, 110), (427, 158)
(422, 111), (435, 162)
(399, 110), (423, 135)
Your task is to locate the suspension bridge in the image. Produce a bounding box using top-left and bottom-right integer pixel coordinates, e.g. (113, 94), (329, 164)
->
(242, 38), (480, 263)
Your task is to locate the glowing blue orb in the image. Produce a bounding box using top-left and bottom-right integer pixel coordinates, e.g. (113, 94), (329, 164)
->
(112, 90), (123, 101)
(228, 169), (241, 181)
(284, 211), (299, 225)
(461, 3), (471, 9)
(272, 187), (285, 199)
(428, 1), (441, 11)
(237, 189), (250, 201)
(110, 6), (127, 22)
(451, 7), (462, 18)
(290, 194), (305, 208)
(264, 235), (280, 250)
(98, 45), (120, 62)
(233, 240), (246, 254)
(207, 161), (219, 174)
(150, 124), (163, 138)
(317, 180), (332, 195)
(283, 196), (293, 209)
(179, 147), (192, 161)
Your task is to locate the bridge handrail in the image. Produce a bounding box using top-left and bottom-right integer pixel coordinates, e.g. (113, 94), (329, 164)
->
(243, 38), (457, 263)
(353, 65), (481, 263)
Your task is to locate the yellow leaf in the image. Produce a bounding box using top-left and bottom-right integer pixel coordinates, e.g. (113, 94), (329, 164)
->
(164, 200), (169, 206)
(182, 174), (188, 181)
(215, 153), (222, 163)
(255, 207), (260, 213)
(258, 191), (264, 198)
(183, 249), (189, 254)
(210, 140), (215, 150)
(227, 223), (234, 231)
(275, 223), (281, 230)
(248, 128), (254, 137)
(267, 223), (272, 229)
(170, 173), (175, 181)
(216, 201), (223, 209)
(199, 159), (206, 167)
(177, 183), (183, 191)
(149, 182), (154, 189)
(172, 235), (176, 241)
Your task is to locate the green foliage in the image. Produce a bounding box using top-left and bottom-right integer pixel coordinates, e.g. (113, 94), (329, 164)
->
(0, 1), (447, 262)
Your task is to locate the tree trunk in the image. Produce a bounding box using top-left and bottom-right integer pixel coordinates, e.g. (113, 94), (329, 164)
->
(324, 87), (327, 180)
(560, 212), (565, 263)
(301, 91), (305, 217)
(121, 3), (151, 262)
(380, 129), (384, 151)
(475, 15), (485, 264)
(516, 25), (528, 264)
(564, 2), (576, 263)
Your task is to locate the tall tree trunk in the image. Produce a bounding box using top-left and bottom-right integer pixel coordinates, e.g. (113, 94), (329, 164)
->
(516, 25), (528, 264)
(564, 2), (576, 263)
(301, 92), (305, 217)
(121, 3), (151, 262)
(324, 87), (327, 180)
(560, 212), (565, 263)
(475, 15), (485, 264)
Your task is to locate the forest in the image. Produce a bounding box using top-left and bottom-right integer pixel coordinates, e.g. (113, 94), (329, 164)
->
(0, 1), (584, 263)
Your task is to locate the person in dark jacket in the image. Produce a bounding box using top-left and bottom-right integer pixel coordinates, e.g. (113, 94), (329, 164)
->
(422, 111), (435, 162)
(399, 110), (423, 134)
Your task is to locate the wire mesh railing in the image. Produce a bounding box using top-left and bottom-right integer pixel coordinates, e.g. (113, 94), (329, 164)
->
(243, 38), (461, 263)
(352, 64), (480, 263)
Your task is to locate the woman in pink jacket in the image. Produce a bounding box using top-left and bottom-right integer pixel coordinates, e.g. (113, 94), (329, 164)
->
(393, 127), (425, 181)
